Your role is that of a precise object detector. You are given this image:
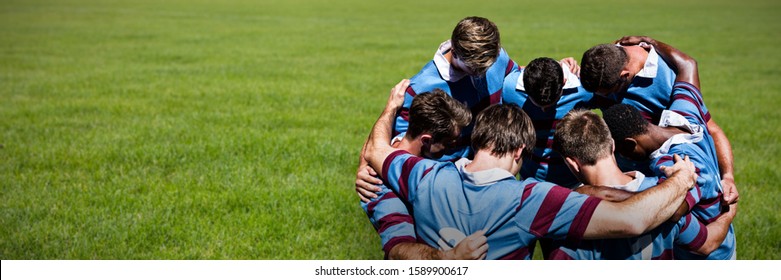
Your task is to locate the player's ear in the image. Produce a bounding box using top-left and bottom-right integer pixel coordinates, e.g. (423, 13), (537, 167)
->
(622, 137), (638, 155)
(420, 134), (432, 146)
(564, 157), (580, 174)
(513, 145), (524, 162)
(619, 70), (632, 80)
(610, 138), (616, 153)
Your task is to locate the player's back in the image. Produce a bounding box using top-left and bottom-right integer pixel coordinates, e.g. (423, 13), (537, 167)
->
(412, 160), (601, 260)
(412, 169), (537, 259)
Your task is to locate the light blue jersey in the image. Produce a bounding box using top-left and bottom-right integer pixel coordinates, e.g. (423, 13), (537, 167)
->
(648, 82), (734, 260)
(502, 68), (600, 188)
(364, 42), (518, 257)
(393, 41), (518, 161)
(548, 174), (712, 260)
(360, 183), (415, 258)
(610, 47), (677, 122)
(603, 48), (676, 174)
(382, 151), (602, 260)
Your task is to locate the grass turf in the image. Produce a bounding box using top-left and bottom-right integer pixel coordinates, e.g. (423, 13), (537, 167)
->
(1, 0), (779, 259)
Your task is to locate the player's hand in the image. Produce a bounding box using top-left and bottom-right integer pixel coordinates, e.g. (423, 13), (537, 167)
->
(559, 57), (580, 77)
(386, 79), (410, 110)
(356, 164), (383, 202)
(720, 176), (739, 205)
(615, 36), (656, 50)
(723, 201), (738, 221)
(660, 154), (697, 189)
(443, 230), (488, 260)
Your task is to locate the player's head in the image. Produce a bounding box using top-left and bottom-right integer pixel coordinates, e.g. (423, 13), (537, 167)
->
(408, 89), (472, 159)
(580, 44), (631, 96)
(471, 104), (535, 162)
(602, 104), (652, 161)
(524, 57), (564, 110)
(554, 109), (614, 177)
(451, 16), (501, 77)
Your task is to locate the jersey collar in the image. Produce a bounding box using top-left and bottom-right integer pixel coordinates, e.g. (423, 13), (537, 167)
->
(606, 171), (646, 192)
(649, 110), (705, 159)
(454, 158), (516, 186)
(516, 61), (581, 91)
(635, 44), (659, 79)
(433, 40), (468, 82)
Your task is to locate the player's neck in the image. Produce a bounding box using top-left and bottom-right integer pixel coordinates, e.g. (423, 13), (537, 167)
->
(466, 150), (515, 175)
(624, 45), (649, 77)
(397, 138), (423, 157)
(580, 156), (633, 186)
(650, 125), (689, 149)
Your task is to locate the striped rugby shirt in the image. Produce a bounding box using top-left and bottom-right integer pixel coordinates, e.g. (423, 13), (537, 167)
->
(502, 65), (603, 188)
(381, 151), (602, 260)
(647, 82), (735, 259)
(547, 172), (713, 259)
(392, 40), (518, 161)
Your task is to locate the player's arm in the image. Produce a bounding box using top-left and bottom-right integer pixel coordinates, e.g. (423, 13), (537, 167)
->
(706, 118), (738, 204)
(646, 42), (740, 206)
(584, 155), (697, 238)
(390, 231), (488, 260)
(575, 185), (634, 202)
(695, 203), (737, 255)
(616, 36), (699, 87)
(364, 79), (409, 182)
(356, 80), (415, 202)
(356, 142), (383, 202)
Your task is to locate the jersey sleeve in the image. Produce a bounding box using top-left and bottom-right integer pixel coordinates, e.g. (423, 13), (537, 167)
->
(673, 213), (709, 252)
(669, 82), (711, 125)
(392, 87), (417, 138)
(381, 150), (440, 203)
(515, 182), (602, 244)
(651, 153), (704, 213)
(361, 184), (416, 258)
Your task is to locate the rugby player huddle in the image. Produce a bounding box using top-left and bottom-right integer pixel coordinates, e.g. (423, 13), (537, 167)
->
(355, 16), (738, 260)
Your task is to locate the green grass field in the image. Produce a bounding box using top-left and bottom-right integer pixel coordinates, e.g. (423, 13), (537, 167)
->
(1, 0), (779, 259)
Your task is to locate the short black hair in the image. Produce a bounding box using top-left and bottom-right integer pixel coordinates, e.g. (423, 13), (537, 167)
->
(524, 57), (563, 107)
(602, 104), (649, 148)
(580, 44), (628, 93)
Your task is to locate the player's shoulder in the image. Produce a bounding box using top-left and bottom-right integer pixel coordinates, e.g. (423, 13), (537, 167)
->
(666, 142), (706, 159)
(516, 178), (570, 195)
(409, 63), (449, 93)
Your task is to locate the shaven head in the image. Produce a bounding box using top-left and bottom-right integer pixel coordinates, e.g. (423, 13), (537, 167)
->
(524, 57), (564, 108)
(553, 109), (613, 165)
(407, 89), (472, 144)
(471, 104), (535, 157)
(451, 16), (501, 76)
(602, 104), (651, 159)
(580, 44), (629, 95)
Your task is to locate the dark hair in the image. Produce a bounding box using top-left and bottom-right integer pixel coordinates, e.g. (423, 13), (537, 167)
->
(408, 89), (472, 143)
(580, 44), (628, 93)
(451, 16), (501, 76)
(524, 57), (564, 107)
(602, 104), (649, 152)
(471, 104), (535, 157)
(553, 109), (613, 165)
